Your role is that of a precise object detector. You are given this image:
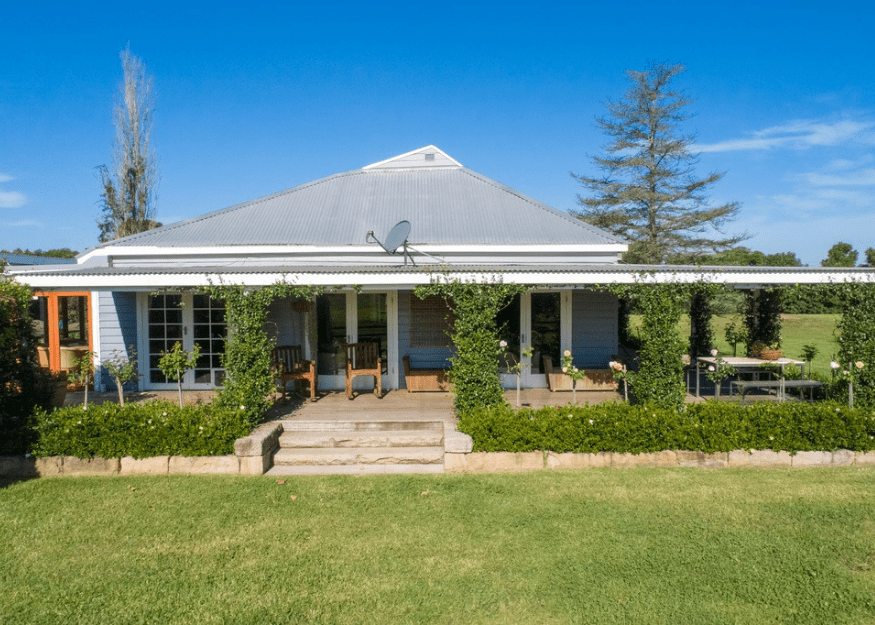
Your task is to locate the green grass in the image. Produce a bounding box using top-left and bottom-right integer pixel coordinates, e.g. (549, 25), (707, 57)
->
(632, 314), (841, 377)
(2, 471), (874, 624)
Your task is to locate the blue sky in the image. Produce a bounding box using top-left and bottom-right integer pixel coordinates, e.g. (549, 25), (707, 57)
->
(2, 1), (873, 266)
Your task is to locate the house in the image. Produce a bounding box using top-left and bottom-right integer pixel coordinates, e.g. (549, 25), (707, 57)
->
(6, 145), (875, 393)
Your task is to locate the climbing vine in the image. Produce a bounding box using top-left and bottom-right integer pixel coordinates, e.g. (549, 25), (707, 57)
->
(201, 282), (323, 425)
(835, 282), (875, 407)
(415, 278), (527, 416)
(609, 280), (690, 409)
(688, 284), (718, 357)
(744, 288), (783, 353)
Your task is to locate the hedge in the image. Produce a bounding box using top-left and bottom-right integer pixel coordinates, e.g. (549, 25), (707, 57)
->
(31, 401), (253, 459)
(459, 401), (875, 454)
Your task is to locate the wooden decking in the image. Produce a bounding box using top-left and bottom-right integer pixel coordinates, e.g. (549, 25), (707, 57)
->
(265, 388), (630, 423)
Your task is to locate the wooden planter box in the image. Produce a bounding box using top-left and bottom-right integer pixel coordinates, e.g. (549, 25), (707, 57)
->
(543, 356), (618, 392)
(403, 356), (450, 392)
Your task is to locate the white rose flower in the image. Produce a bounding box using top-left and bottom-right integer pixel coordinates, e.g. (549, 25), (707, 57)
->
(708, 366), (715, 372)
(563, 350), (571, 357)
(830, 361), (840, 369)
(856, 361), (865, 369)
(499, 340), (508, 348)
(710, 349), (718, 357)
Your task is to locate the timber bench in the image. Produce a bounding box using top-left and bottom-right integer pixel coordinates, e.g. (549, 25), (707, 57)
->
(403, 355), (451, 392)
(730, 379), (825, 404)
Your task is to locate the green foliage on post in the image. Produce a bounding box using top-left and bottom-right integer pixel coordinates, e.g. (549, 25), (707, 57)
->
(744, 288), (783, 352)
(610, 282), (689, 409)
(835, 282), (875, 407)
(689, 285), (716, 357)
(201, 283), (323, 425)
(415, 279), (527, 416)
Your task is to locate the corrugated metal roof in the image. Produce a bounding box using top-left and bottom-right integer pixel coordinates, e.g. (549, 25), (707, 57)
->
(1, 253), (76, 266)
(100, 153), (625, 248)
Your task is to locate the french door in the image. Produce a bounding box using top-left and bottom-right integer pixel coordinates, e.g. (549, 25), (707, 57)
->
(140, 293), (227, 390)
(315, 290), (398, 390)
(499, 290), (571, 388)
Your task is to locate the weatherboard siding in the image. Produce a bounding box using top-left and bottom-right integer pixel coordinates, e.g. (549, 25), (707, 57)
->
(571, 290), (618, 367)
(97, 291), (138, 392)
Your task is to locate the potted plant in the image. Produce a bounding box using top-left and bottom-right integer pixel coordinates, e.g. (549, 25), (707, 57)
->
(51, 370), (69, 408)
(750, 341), (782, 361)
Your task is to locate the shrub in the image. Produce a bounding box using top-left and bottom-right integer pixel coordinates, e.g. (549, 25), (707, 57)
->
(0, 278), (54, 455)
(458, 401), (875, 454)
(31, 401), (253, 459)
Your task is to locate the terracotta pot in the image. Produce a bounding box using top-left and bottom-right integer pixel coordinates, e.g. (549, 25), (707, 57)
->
(760, 348), (782, 361)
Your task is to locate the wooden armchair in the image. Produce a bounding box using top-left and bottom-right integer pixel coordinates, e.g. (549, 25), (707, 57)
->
(271, 345), (317, 402)
(343, 342), (381, 400)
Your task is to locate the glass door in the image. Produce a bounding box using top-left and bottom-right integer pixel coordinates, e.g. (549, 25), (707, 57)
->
(315, 291), (394, 390)
(191, 294), (226, 387)
(357, 293), (388, 370)
(497, 291), (567, 388)
(147, 294), (184, 386)
(316, 293), (349, 388)
(145, 293), (226, 389)
(530, 293), (561, 378)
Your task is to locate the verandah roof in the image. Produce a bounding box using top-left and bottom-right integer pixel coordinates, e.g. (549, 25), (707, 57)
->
(12, 263), (875, 291)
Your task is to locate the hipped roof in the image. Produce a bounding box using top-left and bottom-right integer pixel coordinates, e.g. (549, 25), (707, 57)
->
(96, 146), (624, 249)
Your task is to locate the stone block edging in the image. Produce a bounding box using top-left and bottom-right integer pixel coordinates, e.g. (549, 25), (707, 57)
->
(0, 421), (284, 478)
(443, 449), (875, 473)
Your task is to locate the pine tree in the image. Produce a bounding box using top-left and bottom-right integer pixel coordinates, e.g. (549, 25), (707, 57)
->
(572, 62), (744, 264)
(97, 45), (161, 242)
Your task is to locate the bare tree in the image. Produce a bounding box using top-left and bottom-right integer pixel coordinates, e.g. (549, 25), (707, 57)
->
(572, 62), (745, 264)
(97, 45), (161, 242)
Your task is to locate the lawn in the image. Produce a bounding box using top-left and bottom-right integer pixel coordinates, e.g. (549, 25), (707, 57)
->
(631, 314), (841, 377)
(2, 470), (874, 624)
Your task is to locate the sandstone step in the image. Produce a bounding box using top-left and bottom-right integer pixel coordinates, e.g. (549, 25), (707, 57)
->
(266, 462), (444, 476)
(279, 430), (443, 449)
(273, 446), (444, 466)
(281, 420), (444, 433)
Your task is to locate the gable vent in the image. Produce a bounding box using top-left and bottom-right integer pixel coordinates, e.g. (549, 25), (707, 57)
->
(424, 153), (435, 161)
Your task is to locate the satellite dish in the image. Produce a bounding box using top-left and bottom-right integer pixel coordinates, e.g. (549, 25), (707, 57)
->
(382, 221), (411, 254)
(367, 220), (443, 266)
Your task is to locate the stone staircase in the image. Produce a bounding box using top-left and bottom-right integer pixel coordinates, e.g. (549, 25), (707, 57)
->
(266, 420), (446, 475)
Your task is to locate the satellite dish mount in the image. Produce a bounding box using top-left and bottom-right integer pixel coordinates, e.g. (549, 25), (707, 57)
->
(366, 220), (414, 265)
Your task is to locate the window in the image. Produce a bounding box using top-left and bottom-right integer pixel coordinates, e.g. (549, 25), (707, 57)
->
(409, 295), (454, 348)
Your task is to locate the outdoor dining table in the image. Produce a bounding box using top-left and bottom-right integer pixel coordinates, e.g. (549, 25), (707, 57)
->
(694, 356), (805, 399)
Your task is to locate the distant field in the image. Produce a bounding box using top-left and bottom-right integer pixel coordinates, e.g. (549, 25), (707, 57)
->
(2, 471), (874, 624)
(631, 314), (841, 377)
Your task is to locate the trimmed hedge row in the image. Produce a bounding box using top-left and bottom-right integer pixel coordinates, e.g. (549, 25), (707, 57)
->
(459, 401), (875, 454)
(31, 401), (253, 459)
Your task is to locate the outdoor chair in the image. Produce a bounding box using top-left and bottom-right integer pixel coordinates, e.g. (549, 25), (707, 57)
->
(271, 345), (317, 402)
(343, 342), (382, 400)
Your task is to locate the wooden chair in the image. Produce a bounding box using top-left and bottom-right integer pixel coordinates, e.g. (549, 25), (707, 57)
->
(343, 342), (381, 400)
(271, 345), (317, 402)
